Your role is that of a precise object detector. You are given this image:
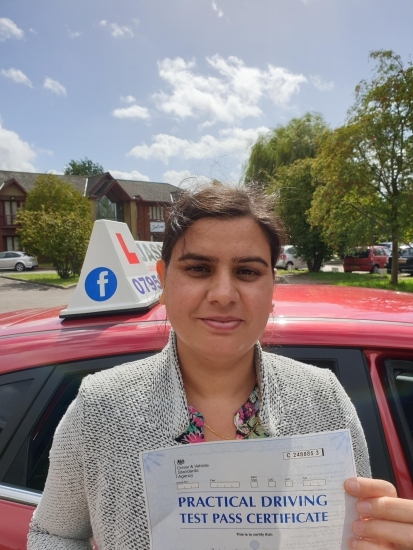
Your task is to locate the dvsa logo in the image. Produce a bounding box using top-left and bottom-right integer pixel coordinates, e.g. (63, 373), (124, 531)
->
(85, 267), (117, 301)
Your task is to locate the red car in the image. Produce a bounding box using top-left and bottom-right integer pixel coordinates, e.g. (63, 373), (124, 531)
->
(0, 284), (413, 550)
(343, 246), (389, 273)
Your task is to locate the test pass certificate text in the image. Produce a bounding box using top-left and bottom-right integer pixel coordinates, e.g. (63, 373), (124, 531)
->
(140, 430), (358, 550)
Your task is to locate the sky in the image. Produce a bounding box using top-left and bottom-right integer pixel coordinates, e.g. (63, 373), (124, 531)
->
(1, 0), (413, 187)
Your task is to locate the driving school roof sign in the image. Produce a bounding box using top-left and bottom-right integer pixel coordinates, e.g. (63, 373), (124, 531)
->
(60, 220), (162, 319)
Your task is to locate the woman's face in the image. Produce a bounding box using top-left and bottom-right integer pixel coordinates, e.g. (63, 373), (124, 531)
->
(157, 217), (274, 362)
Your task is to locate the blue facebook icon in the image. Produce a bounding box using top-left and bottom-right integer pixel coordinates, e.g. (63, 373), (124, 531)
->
(85, 267), (117, 301)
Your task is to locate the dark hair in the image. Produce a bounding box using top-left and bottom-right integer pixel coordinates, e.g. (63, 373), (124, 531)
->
(162, 184), (285, 269)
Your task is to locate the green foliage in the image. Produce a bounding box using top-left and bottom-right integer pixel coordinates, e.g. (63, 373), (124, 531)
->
(16, 174), (92, 278)
(311, 50), (413, 283)
(244, 113), (332, 272)
(270, 159), (334, 271)
(244, 112), (328, 185)
(64, 157), (104, 176)
(5, 273), (79, 287)
(25, 174), (90, 218)
(304, 271), (413, 293)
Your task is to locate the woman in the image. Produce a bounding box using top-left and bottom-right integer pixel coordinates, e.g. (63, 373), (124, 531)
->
(28, 185), (412, 549)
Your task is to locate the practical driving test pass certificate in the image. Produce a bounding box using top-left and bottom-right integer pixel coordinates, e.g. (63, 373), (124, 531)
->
(140, 430), (358, 550)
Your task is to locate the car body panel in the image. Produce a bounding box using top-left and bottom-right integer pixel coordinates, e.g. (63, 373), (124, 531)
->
(275, 245), (307, 269)
(386, 248), (413, 274)
(0, 499), (34, 550)
(344, 246), (388, 272)
(0, 251), (38, 271)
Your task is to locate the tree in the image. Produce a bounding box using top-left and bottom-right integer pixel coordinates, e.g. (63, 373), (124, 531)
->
(244, 113), (333, 271)
(64, 157), (104, 176)
(24, 174), (90, 217)
(16, 175), (92, 278)
(311, 51), (413, 283)
(271, 159), (334, 272)
(244, 112), (328, 185)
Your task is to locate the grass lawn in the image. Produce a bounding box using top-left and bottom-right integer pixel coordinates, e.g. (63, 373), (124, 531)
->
(304, 271), (413, 293)
(3, 273), (79, 287)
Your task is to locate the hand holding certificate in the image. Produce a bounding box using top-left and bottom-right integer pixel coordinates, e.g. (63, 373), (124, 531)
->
(141, 430), (358, 550)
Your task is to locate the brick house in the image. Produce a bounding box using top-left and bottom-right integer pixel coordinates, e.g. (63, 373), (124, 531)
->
(0, 170), (180, 252)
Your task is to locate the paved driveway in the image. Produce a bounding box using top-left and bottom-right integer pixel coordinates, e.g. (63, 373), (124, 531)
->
(0, 277), (76, 314)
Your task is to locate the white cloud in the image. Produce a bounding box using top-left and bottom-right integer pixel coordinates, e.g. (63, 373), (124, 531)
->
(99, 20), (133, 38)
(212, 1), (224, 17)
(0, 120), (36, 171)
(68, 30), (82, 38)
(112, 105), (150, 120)
(44, 77), (67, 96)
(162, 169), (212, 188)
(121, 95), (136, 103)
(108, 169), (150, 181)
(128, 126), (269, 164)
(0, 18), (24, 42)
(310, 75), (334, 92)
(1, 68), (33, 87)
(29, 28), (38, 35)
(47, 169), (63, 175)
(153, 55), (307, 126)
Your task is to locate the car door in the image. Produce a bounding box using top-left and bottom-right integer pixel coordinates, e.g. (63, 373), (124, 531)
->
(5, 252), (19, 269)
(0, 351), (155, 550)
(0, 252), (7, 270)
(372, 247), (386, 268)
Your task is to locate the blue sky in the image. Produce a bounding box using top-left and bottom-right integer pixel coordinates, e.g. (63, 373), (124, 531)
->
(1, 0), (413, 186)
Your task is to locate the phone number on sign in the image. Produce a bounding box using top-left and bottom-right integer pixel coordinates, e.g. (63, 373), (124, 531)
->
(132, 275), (162, 295)
(283, 448), (324, 459)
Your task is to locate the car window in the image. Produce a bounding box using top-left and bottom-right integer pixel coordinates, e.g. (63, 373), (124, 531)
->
(346, 248), (369, 258)
(373, 248), (383, 256)
(27, 372), (87, 491)
(0, 252), (6, 259)
(0, 380), (33, 434)
(2, 353), (156, 492)
(384, 359), (413, 478)
(272, 347), (394, 483)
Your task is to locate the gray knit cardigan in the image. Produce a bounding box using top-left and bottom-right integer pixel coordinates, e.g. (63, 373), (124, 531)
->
(28, 331), (371, 549)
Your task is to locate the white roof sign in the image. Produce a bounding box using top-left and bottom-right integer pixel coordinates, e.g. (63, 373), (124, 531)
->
(60, 220), (162, 319)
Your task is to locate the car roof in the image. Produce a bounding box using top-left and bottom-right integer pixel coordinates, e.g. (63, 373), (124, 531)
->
(1, 284), (412, 333)
(0, 284), (413, 332)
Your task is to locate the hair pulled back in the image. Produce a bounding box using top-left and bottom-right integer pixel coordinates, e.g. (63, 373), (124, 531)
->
(162, 184), (285, 269)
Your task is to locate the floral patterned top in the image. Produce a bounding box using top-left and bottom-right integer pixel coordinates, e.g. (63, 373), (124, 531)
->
(176, 384), (269, 444)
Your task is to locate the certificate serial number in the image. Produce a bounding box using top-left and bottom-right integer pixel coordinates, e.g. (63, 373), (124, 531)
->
(283, 448), (324, 459)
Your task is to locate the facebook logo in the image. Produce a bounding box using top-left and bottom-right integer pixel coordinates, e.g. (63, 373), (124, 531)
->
(85, 267), (117, 301)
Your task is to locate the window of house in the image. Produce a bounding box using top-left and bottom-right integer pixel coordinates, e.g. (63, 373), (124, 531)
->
(149, 206), (164, 220)
(96, 196), (117, 221)
(1, 200), (21, 226)
(6, 236), (20, 251)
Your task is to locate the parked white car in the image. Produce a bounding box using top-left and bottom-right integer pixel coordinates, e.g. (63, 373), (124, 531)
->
(276, 245), (307, 270)
(0, 251), (38, 272)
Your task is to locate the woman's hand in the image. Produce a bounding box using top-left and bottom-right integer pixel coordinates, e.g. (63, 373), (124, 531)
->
(344, 477), (413, 549)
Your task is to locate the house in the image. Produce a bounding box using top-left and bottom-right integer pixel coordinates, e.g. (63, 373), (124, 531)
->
(0, 170), (180, 252)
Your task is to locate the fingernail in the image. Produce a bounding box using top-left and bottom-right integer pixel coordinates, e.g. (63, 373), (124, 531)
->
(357, 500), (371, 515)
(353, 520), (364, 536)
(348, 537), (359, 549)
(345, 478), (360, 493)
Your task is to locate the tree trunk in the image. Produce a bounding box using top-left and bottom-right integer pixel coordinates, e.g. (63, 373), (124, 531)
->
(391, 238), (398, 284)
(308, 255), (324, 273)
